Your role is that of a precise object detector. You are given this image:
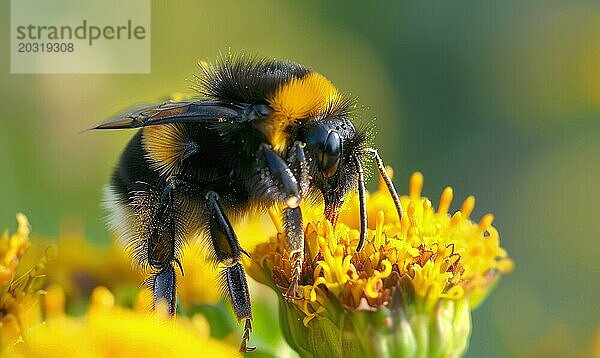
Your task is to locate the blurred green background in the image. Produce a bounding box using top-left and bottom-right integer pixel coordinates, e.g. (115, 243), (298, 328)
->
(1, 0), (599, 356)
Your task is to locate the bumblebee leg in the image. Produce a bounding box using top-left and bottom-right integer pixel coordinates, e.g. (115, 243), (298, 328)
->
(255, 142), (307, 300)
(366, 148), (404, 221)
(151, 264), (176, 315)
(223, 263), (254, 353)
(206, 191), (254, 352)
(206, 191), (244, 264)
(283, 206), (304, 300)
(254, 143), (301, 208)
(287, 141), (309, 197)
(146, 177), (191, 316)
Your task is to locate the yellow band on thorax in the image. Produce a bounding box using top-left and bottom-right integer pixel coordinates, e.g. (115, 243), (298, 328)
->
(265, 72), (341, 153)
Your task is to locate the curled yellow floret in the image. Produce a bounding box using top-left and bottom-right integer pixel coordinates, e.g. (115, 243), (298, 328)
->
(251, 170), (513, 320)
(0, 214), (54, 348)
(247, 170), (513, 357)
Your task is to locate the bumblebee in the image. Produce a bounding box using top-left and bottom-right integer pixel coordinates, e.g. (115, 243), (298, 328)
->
(94, 55), (402, 352)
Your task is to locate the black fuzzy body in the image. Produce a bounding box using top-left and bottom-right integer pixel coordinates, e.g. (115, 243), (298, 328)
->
(105, 57), (325, 270)
(101, 56), (372, 350)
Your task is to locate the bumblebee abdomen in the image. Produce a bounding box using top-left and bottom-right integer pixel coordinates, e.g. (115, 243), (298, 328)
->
(104, 126), (255, 266)
(111, 130), (162, 199)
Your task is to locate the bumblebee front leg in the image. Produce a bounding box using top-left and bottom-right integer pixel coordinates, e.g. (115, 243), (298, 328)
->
(251, 143), (306, 299)
(254, 143), (301, 208)
(282, 206), (304, 300)
(283, 141), (308, 300)
(287, 141), (309, 197)
(205, 191), (254, 352)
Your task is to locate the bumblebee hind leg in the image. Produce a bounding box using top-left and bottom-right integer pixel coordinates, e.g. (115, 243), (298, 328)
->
(206, 191), (254, 352)
(136, 178), (184, 316)
(150, 264), (177, 315)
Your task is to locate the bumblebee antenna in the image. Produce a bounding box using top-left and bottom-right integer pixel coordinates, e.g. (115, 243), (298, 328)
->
(366, 148), (404, 221)
(354, 155), (368, 252)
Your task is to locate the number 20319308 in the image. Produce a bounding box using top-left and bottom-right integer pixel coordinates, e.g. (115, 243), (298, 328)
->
(17, 42), (74, 53)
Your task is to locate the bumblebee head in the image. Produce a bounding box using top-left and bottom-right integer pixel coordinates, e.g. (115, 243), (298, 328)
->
(300, 117), (368, 225)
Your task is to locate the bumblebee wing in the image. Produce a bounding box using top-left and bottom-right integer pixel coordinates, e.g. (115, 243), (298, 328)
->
(91, 100), (246, 130)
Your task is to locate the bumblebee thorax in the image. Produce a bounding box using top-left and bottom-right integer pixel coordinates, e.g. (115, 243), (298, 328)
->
(262, 72), (341, 153)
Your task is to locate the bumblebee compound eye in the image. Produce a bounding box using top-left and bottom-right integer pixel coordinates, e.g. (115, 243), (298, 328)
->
(322, 131), (341, 178)
(306, 125), (342, 178)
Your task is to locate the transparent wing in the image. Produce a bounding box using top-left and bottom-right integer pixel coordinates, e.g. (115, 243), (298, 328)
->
(91, 100), (247, 130)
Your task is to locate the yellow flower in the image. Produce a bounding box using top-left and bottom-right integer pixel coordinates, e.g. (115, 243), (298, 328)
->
(250, 170), (512, 357)
(0, 214), (31, 286)
(25, 222), (223, 309)
(0, 216), (237, 356)
(8, 286), (238, 357)
(0, 214), (55, 348)
(45, 232), (139, 301)
(175, 241), (222, 307)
